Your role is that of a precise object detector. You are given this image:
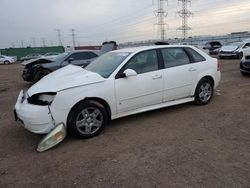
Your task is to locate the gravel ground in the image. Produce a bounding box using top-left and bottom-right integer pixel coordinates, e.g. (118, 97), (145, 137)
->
(0, 59), (249, 188)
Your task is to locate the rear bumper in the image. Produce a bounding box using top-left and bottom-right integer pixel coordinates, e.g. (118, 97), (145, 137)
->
(14, 90), (55, 134)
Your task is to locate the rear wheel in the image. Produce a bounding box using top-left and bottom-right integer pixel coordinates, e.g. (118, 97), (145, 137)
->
(33, 69), (51, 82)
(194, 78), (214, 105)
(67, 100), (108, 138)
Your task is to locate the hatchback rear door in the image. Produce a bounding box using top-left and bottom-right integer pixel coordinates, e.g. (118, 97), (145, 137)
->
(161, 47), (198, 101)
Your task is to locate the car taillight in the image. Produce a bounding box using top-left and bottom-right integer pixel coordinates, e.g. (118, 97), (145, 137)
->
(217, 61), (220, 71)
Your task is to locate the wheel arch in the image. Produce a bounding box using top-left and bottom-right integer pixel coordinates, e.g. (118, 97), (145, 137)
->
(192, 75), (215, 96)
(67, 97), (112, 124)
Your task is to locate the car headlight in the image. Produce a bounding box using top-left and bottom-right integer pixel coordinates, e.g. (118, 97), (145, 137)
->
(27, 92), (56, 105)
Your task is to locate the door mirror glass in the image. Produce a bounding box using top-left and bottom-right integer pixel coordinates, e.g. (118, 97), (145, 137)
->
(123, 69), (137, 77)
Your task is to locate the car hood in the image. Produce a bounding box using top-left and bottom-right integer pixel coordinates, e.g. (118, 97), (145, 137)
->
(27, 65), (105, 96)
(21, 58), (53, 66)
(220, 45), (239, 52)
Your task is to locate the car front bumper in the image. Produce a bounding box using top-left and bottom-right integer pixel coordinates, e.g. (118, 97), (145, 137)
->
(240, 62), (250, 74)
(14, 90), (55, 134)
(219, 52), (238, 58)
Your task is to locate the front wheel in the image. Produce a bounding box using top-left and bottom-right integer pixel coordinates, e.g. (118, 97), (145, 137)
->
(67, 100), (108, 138)
(4, 61), (10, 64)
(194, 78), (214, 105)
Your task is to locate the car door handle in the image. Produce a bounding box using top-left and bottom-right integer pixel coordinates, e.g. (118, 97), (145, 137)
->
(152, 75), (162, 79)
(188, 67), (197, 72)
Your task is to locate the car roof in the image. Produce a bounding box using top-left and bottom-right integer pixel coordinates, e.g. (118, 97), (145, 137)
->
(114, 45), (195, 53)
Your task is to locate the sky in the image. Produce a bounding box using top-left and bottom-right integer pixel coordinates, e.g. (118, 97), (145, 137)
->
(0, 0), (250, 48)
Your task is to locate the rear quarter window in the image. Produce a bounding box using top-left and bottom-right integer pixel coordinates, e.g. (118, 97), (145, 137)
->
(185, 47), (206, 63)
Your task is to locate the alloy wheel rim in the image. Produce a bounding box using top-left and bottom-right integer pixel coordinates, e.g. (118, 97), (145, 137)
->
(199, 82), (212, 103)
(76, 107), (103, 135)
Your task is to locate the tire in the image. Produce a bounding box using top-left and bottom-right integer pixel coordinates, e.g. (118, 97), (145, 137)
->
(194, 78), (214, 105)
(33, 69), (51, 82)
(219, 56), (224, 59)
(239, 52), (243, 59)
(4, 61), (10, 64)
(67, 100), (108, 139)
(241, 71), (249, 76)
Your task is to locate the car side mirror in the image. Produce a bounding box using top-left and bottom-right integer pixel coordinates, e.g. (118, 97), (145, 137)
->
(67, 57), (74, 63)
(123, 69), (137, 77)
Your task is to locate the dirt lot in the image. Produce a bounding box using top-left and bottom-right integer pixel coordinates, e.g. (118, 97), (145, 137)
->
(0, 59), (249, 187)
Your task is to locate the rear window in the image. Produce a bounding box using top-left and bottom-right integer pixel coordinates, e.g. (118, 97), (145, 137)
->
(185, 47), (206, 63)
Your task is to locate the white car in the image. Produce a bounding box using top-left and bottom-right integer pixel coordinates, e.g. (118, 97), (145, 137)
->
(219, 41), (250, 59)
(14, 45), (221, 140)
(0, 55), (15, 64)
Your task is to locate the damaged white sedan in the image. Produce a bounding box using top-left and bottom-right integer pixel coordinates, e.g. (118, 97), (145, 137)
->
(14, 45), (221, 151)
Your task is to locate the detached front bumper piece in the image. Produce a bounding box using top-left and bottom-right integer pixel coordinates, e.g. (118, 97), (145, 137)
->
(14, 90), (55, 134)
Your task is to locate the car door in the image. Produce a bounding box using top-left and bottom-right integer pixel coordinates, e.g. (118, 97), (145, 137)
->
(115, 50), (164, 114)
(161, 47), (198, 101)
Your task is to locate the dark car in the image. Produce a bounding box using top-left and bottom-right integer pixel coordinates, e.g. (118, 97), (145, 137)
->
(203, 41), (222, 55)
(240, 55), (250, 75)
(22, 50), (99, 82)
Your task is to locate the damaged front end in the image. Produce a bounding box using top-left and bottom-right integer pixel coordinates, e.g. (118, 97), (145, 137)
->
(14, 90), (67, 152)
(22, 58), (53, 82)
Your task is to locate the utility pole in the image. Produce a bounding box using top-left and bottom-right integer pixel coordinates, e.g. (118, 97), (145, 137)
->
(71, 29), (76, 48)
(177, 0), (193, 40)
(41, 37), (46, 47)
(55, 29), (63, 46)
(32, 38), (36, 47)
(21, 40), (24, 48)
(155, 0), (168, 41)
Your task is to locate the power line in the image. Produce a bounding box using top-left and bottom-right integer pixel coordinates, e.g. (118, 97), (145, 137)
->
(177, 0), (193, 40)
(154, 0), (168, 41)
(55, 29), (63, 46)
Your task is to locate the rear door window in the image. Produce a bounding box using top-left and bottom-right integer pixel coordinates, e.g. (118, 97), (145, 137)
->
(161, 48), (190, 68)
(185, 47), (206, 63)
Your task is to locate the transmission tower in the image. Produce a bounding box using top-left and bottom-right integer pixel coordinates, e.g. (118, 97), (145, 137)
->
(55, 29), (63, 46)
(155, 0), (168, 41)
(177, 0), (193, 40)
(41, 37), (46, 47)
(71, 29), (76, 48)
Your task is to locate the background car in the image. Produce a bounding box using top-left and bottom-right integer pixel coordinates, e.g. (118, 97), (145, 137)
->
(203, 41), (222, 55)
(0, 55), (16, 64)
(41, 52), (61, 60)
(15, 45), (221, 141)
(218, 42), (242, 59)
(22, 41), (117, 82)
(240, 49), (250, 75)
(20, 53), (42, 62)
(22, 50), (99, 82)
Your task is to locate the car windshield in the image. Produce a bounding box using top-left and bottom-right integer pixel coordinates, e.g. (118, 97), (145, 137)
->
(85, 52), (131, 78)
(53, 52), (70, 62)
